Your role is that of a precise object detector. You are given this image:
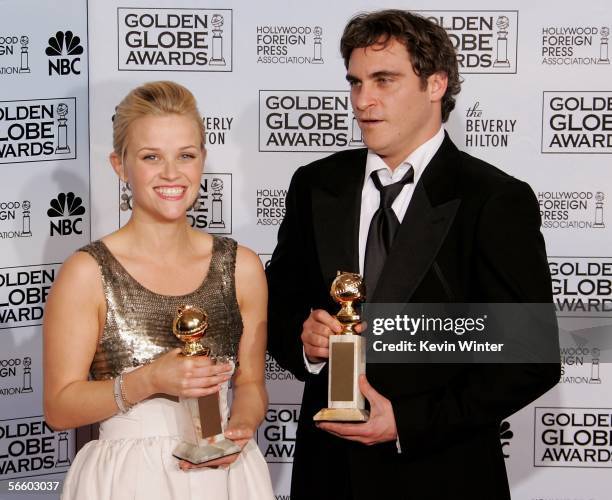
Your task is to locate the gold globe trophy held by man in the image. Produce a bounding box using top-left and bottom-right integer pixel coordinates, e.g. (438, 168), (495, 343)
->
(172, 305), (241, 464)
(313, 272), (370, 422)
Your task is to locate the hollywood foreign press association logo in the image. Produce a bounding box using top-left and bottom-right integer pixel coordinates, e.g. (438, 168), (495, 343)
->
(0, 35), (32, 76)
(560, 341), (603, 385)
(0, 200), (33, 241)
(256, 24), (324, 65)
(119, 173), (232, 234)
(256, 188), (287, 226)
(47, 192), (86, 237)
(538, 190), (606, 230)
(117, 8), (233, 72)
(0, 357), (34, 396)
(45, 30), (83, 76)
(542, 25), (610, 66)
(417, 10), (518, 73)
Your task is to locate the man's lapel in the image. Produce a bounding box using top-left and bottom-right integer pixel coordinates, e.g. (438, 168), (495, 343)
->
(371, 134), (462, 303)
(312, 149), (367, 286)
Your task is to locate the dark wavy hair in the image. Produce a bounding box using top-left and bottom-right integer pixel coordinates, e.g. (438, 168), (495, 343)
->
(340, 9), (461, 122)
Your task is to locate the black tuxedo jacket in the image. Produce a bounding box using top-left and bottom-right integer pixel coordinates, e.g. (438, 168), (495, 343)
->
(266, 135), (560, 500)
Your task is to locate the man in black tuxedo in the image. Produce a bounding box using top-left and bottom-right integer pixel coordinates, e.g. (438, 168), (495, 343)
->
(266, 10), (560, 500)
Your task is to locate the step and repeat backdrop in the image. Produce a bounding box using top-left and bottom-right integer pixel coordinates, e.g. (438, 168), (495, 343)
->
(1, 0), (611, 498)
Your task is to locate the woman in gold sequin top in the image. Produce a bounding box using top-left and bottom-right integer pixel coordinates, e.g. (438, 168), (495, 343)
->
(43, 81), (273, 499)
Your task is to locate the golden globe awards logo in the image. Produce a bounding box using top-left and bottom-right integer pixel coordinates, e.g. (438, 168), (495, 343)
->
(0, 264), (58, 329)
(256, 188), (286, 226)
(119, 173), (232, 234)
(117, 8), (233, 71)
(259, 90), (363, 152)
(464, 101), (517, 148)
(0, 200), (33, 240)
(0, 35), (32, 76)
(0, 416), (73, 478)
(534, 408), (612, 468)
(418, 10), (518, 73)
(0, 98), (77, 164)
(538, 190), (606, 230)
(256, 404), (299, 463)
(541, 92), (612, 153)
(549, 256), (612, 317)
(542, 25), (610, 65)
(256, 25), (324, 64)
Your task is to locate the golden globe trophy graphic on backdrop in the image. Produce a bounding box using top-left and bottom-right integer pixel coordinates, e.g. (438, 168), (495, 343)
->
(172, 305), (240, 464)
(314, 271), (370, 422)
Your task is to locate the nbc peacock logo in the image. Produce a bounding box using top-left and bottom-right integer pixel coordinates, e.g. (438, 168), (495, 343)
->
(45, 30), (84, 76)
(47, 192), (86, 236)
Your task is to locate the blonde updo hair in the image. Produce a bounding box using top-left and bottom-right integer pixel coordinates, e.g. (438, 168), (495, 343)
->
(112, 81), (205, 159)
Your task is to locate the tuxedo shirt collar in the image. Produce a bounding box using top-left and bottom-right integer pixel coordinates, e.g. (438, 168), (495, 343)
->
(364, 126), (445, 187)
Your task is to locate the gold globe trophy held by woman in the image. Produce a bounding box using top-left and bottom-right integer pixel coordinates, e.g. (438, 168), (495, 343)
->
(172, 305), (241, 464)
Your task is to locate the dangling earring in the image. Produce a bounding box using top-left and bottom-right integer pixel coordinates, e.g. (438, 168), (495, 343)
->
(191, 199), (201, 211)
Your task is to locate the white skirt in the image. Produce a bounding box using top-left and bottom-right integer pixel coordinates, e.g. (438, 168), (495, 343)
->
(61, 396), (274, 500)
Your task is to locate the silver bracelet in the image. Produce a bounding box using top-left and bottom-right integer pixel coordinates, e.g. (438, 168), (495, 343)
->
(113, 375), (127, 413)
(119, 373), (134, 411)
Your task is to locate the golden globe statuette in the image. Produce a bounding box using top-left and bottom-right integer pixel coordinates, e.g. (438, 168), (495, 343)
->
(313, 272), (370, 422)
(172, 305), (240, 464)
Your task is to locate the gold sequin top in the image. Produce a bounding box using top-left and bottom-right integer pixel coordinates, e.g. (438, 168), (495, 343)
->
(79, 236), (243, 381)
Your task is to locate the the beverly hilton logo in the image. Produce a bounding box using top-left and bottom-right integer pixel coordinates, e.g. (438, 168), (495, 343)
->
(464, 101), (517, 148)
(418, 10), (518, 73)
(117, 8), (233, 71)
(45, 30), (84, 75)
